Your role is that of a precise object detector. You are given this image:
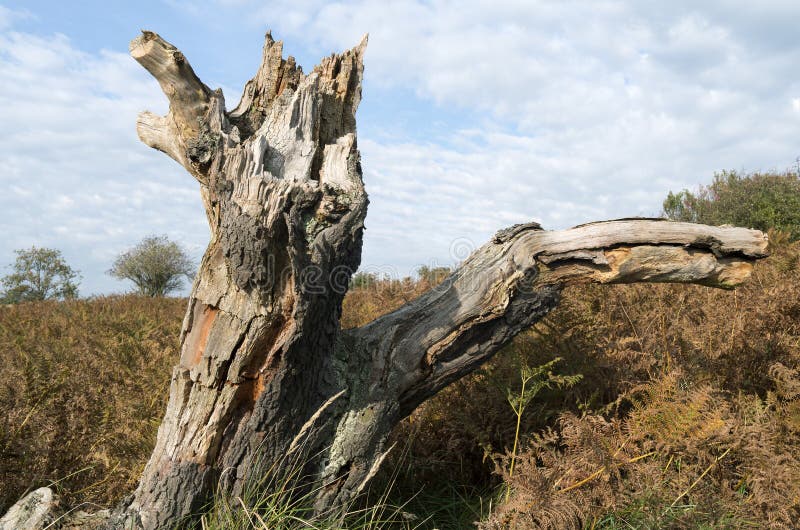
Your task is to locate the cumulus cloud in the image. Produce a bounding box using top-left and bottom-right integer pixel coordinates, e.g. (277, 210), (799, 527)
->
(2, 1), (800, 290)
(241, 0), (800, 273)
(245, 1), (800, 125)
(0, 27), (208, 294)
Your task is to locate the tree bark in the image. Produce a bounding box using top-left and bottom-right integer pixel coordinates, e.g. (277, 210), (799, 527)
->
(30, 31), (771, 529)
(113, 30), (371, 529)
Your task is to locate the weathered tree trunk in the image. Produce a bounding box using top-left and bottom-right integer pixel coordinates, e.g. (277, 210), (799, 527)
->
(113, 30), (372, 529)
(1, 31), (769, 530)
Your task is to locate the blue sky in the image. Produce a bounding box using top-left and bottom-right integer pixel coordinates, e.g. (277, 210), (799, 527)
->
(2, 1), (800, 295)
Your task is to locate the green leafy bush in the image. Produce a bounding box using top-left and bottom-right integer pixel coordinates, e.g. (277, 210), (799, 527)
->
(663, 170), (800, 240)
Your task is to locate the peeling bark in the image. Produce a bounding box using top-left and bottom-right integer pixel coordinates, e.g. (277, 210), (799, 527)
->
(107, 30), (372, 530)
(1, 31), (769, 530)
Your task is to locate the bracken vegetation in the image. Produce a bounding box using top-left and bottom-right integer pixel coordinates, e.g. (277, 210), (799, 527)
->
(0, 297), (183, 513)
(327, 238), (800, 529)
(1, 240), (799, 528)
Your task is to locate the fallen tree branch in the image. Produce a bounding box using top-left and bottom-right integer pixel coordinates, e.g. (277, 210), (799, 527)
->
(316, 218), (767, 508)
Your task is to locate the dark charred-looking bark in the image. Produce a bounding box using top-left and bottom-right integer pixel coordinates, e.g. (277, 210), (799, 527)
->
(114, 30), (371, 530)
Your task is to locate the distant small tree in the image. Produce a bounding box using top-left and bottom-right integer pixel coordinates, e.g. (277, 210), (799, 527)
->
(663, 170), (800, 240)
(109, 235), (195, 297)
(1, 247), (80, 303)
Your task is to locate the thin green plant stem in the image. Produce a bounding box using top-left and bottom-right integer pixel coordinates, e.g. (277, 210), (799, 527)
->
(505, 375), (526, 503)
(667, 447), (731, 513)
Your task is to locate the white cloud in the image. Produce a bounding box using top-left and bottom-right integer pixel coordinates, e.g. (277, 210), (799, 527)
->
(237, 0), (800, 273)
(3, 0), (800, 290)
(0, 5), (31, 31)
(0, 28), (208, 295)
(250, 1), (799, 133)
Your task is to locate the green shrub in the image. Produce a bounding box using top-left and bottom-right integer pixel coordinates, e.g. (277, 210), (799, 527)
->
(663, 170), (800, 240)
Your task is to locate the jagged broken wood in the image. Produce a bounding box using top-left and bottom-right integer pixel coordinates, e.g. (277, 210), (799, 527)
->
(1, 30), (769, 530)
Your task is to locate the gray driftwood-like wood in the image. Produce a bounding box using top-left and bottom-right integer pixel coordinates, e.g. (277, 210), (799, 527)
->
(0, 488), (58, 530)
(1, 31), (769, 530)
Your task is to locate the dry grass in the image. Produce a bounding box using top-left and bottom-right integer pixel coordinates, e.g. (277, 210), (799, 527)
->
(0, 295), (184, 512)
(472, 241), (800, 528)
(1, 242), (798, 529)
